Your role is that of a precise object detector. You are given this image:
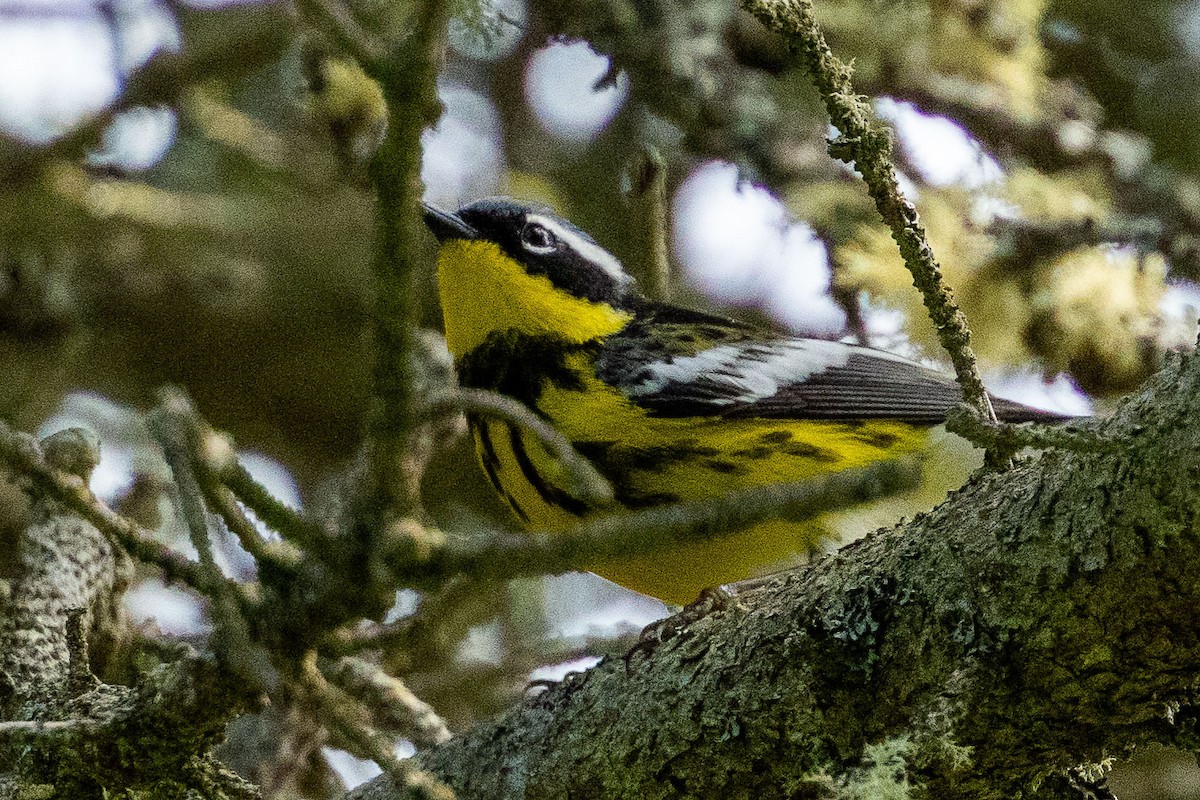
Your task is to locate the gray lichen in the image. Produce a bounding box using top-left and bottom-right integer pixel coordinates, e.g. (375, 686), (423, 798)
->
(0, 429), (251, 800)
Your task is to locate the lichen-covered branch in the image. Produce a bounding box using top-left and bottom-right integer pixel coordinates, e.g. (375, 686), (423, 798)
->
(385, 457), (920, 585)
(348, 348), (1200, 799)
(359, 0), (452, 517)
(943, 405), (1117, 456)
(742, 0), (995, 425)
(0, 429), (120, 708)
(0, 430), (253, 798)
(0, 420), (204, 588)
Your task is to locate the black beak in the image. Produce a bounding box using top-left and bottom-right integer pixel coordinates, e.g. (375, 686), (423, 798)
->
(422, 202), (478, 242)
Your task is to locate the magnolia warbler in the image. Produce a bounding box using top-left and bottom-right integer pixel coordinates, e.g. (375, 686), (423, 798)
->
(423, 197), (1062, 603)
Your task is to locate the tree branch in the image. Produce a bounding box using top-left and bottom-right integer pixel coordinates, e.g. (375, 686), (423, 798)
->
(347, 348), (1200, 798)
(386, 457), (921, 584)
(742, 0), (996, 426)
(360, 0), (451, 517)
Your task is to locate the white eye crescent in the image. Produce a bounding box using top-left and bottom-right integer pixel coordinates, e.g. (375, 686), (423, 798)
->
(520, 222), (558, 253)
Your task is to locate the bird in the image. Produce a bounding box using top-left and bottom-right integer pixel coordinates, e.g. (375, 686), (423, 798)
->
(423, 197), (1065, 603)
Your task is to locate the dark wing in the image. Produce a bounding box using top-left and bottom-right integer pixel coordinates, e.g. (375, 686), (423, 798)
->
(598, 304), (1066, 424)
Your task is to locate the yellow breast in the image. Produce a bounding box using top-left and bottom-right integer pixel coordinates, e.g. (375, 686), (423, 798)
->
(469, 353), (942, 603)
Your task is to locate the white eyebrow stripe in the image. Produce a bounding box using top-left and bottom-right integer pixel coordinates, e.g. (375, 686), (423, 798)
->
(527, 213), (632, 287)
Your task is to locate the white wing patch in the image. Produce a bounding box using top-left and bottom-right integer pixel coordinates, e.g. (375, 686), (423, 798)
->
(527, 213), (633, 289)
(626, 339), (919, 404)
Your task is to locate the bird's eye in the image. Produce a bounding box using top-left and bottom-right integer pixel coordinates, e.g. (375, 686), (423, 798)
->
(520, 223), (557, 253)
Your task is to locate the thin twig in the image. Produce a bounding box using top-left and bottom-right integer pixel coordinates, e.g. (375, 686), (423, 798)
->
(741, 0), (997, 426)
(989, 215), (1163, 273)
(829, 276), (869, 347)
(322, 577), (476, 659)
(147, 393), (222, 588)
(361, 0), (452, 516)
(429, 388), (613, 505)
(326, 616), (421, 656)
(514, 626), (643, 675)
(323, 655), (453, 748)
(389, 457), (922, 582)
(140, 387), (309, 569)
(301, 653), (455, 800)
(0, 419), (205, 588)
(6, 10), (288, 174)
(205, 480), (272, 564)
(154, 398), (300, 566)
(944, 406), (1111, 455)
(294, 0), (384, 64)
(219, 457), (325, 551)
(206, 482), (304, 569)
(149, 390), (278, 689)
(629, 145), (672, 301)
(0, 719), (101, 736)
(183, 88), (289, 171)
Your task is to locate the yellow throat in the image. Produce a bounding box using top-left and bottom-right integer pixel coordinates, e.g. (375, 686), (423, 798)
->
(437, 239), (633, 357)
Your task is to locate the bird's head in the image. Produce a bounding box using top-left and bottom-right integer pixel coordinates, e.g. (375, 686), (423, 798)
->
(423, 198), (639, 357)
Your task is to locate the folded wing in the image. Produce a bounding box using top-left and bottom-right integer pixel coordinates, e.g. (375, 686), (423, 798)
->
(598, 304), (1065, 424)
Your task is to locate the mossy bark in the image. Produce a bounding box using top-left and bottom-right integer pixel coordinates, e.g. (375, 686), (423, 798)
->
(0, 430), (252, 800)
(350, 351), (1200, 799)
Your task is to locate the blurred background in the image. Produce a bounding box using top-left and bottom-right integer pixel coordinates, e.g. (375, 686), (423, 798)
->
(1, 0), (1199, 795)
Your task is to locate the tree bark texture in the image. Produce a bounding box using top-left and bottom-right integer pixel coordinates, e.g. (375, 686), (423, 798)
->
(351, 350), (1200, 799)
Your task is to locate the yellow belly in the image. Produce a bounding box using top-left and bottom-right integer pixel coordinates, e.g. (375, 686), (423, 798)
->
(471, 362), (971, 604)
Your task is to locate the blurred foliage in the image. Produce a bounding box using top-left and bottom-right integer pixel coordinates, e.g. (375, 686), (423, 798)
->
(4, 0), (1200, 795)
(818, 0), (1051, 118)
(785, 0), (1196, 395)
(1045, 0), (1200, 171)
